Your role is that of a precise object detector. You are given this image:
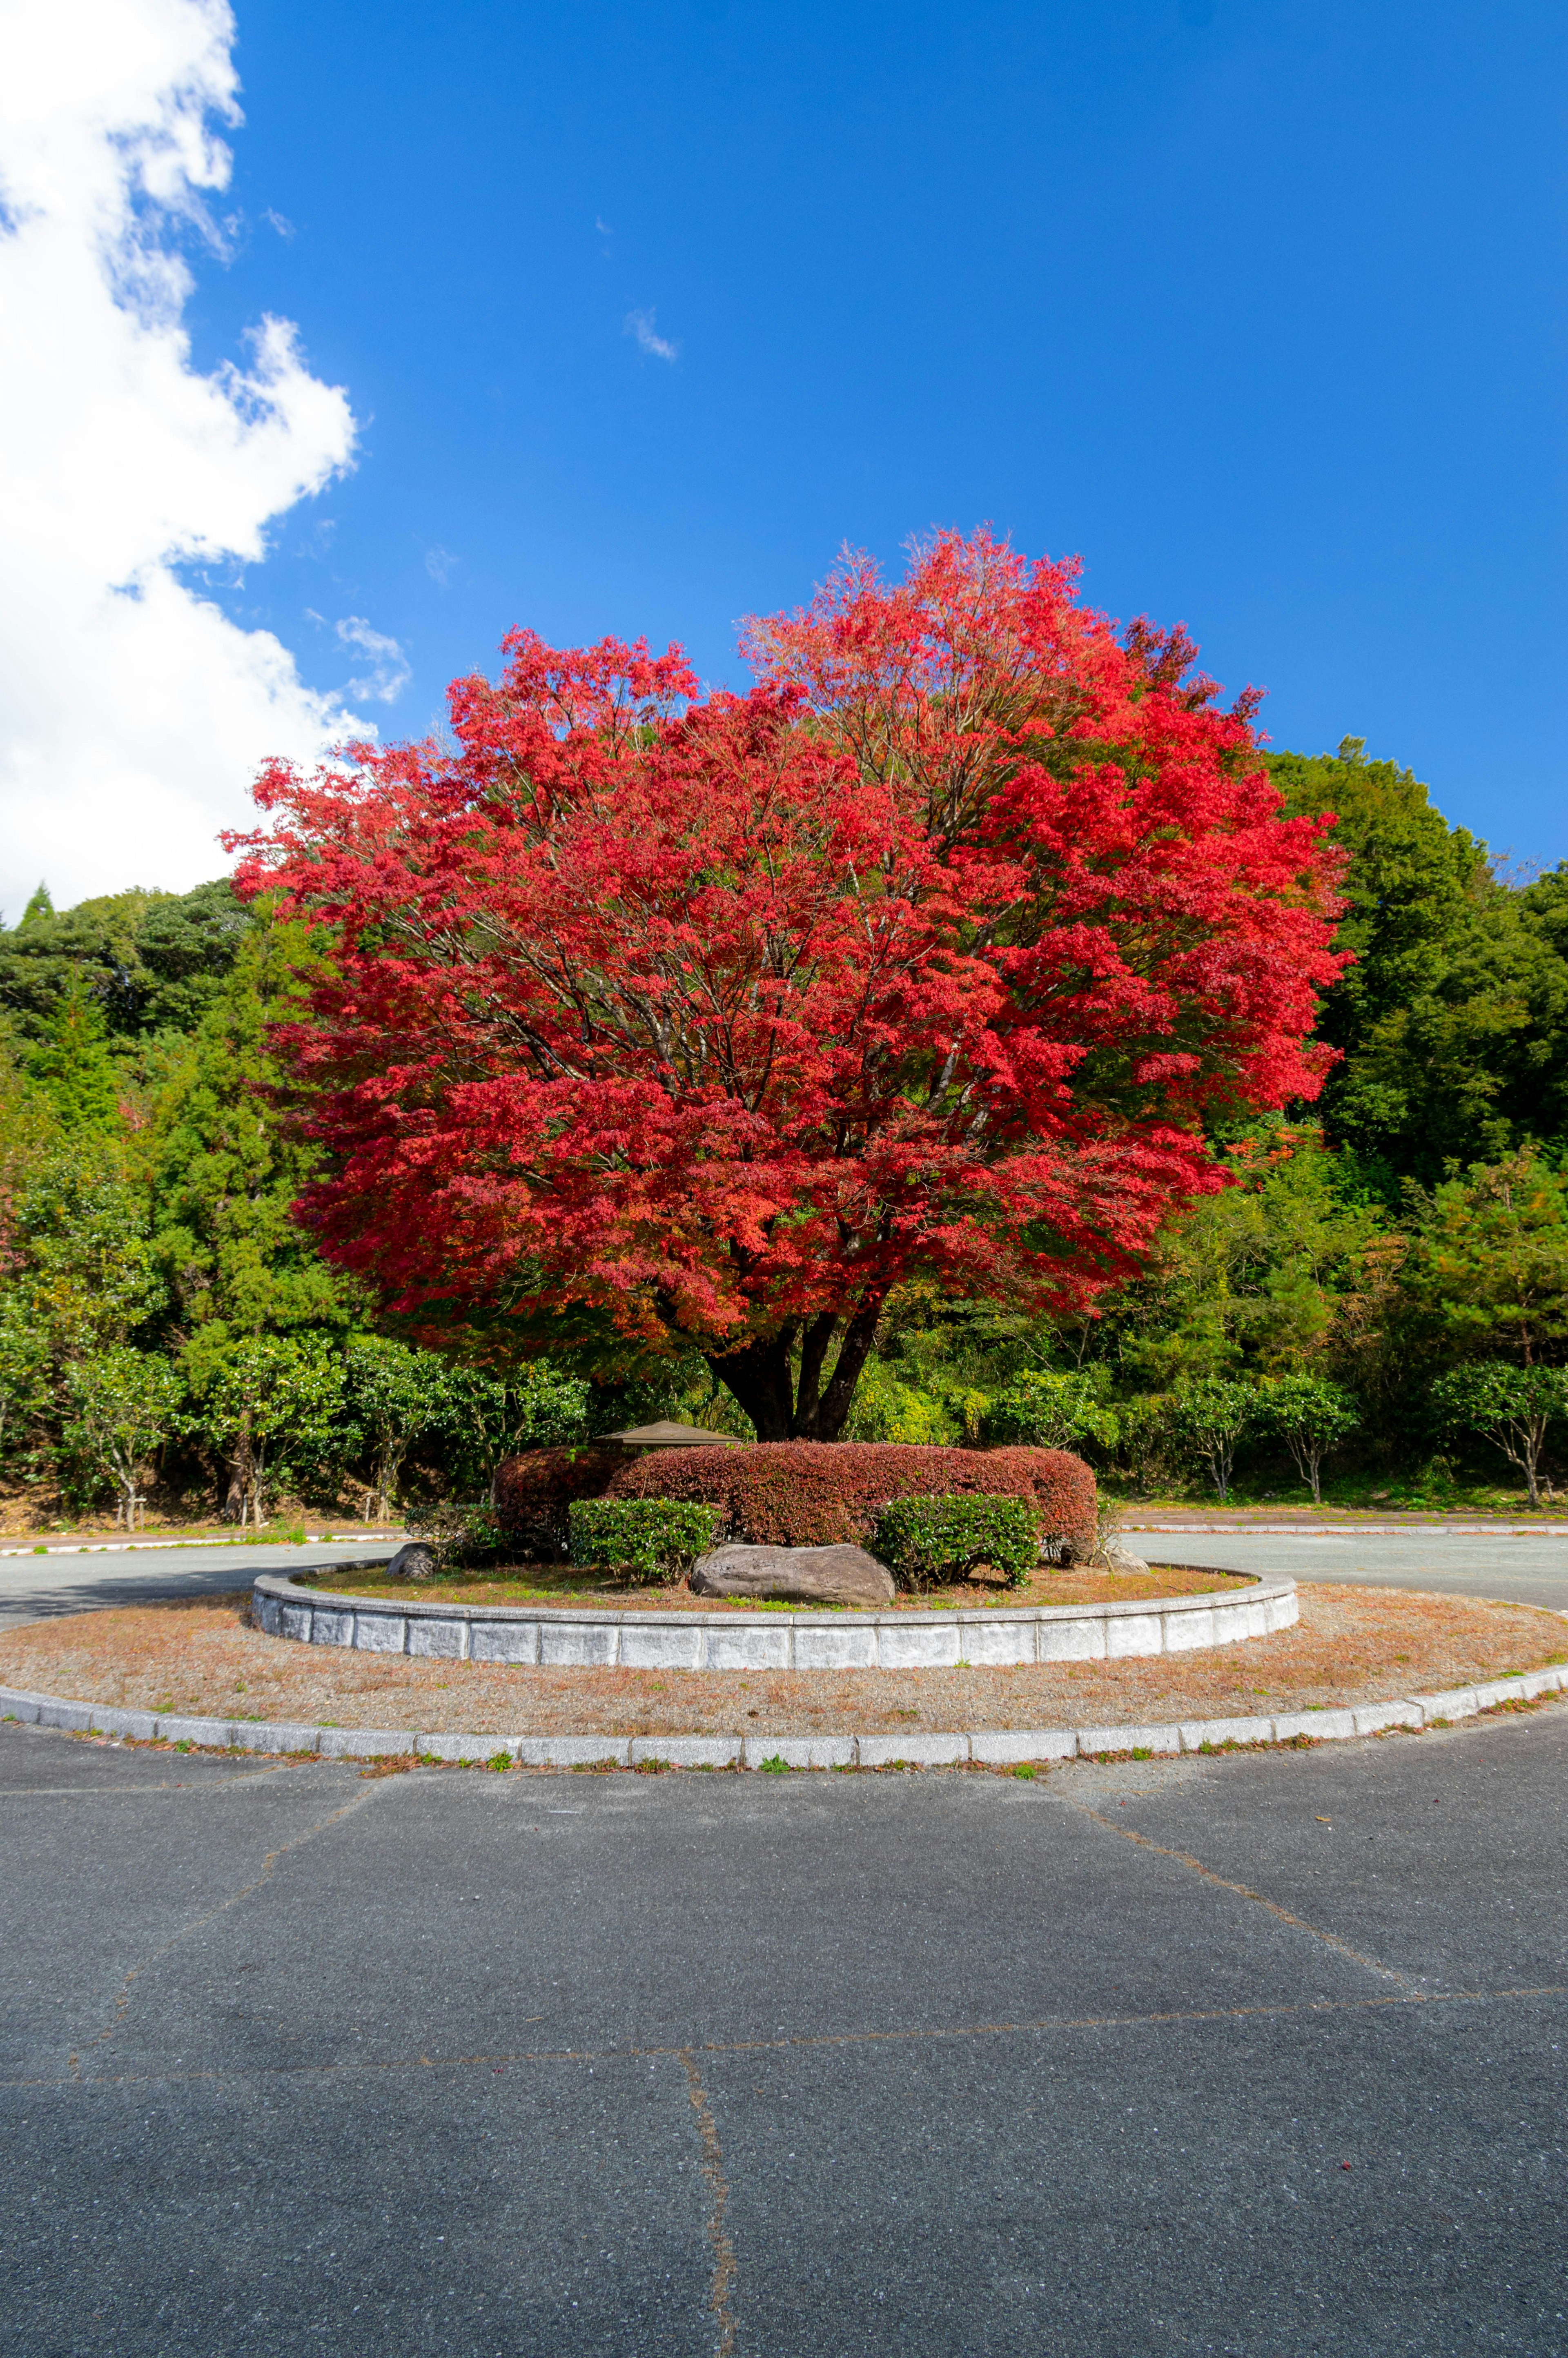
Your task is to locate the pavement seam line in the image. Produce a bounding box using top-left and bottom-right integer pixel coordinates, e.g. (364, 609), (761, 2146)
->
(17, 1984), (1563, 2095)
(65, 1782), (383, 2080)
(680, 2049), (739, 2356)
(1065, 1801), (1419, 1988)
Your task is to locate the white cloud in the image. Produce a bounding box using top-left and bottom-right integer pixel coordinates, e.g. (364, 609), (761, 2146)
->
(262, 205), (294, 238)
(625, 307), (679, 363)
(423, 543), (458, 586)
(0, 0), (373, 919)
(334, 615), (409, 704)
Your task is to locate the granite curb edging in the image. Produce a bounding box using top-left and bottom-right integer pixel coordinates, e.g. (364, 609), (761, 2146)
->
(3, 1664), (1564, 1768)
(249, 1564), (1299, 1672)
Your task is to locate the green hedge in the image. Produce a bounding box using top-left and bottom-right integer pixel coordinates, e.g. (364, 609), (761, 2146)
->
(872, 1494), (1038, 1590)
(567, 1497), (722, 1583)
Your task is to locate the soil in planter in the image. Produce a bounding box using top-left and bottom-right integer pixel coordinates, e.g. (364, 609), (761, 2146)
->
(291, 1561), (1253, 1611)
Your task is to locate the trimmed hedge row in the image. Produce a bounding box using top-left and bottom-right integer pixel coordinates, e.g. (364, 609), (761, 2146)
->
(602, 1441), (1096, 1554)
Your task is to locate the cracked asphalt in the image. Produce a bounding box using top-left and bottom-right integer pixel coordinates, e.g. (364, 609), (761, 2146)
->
(2, 1705), (1565, 2355)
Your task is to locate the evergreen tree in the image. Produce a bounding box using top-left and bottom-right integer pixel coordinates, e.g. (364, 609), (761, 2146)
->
(27, 977), (122, 1131)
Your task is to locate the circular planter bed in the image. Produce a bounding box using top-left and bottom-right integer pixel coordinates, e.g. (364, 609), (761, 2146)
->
(254, 1563), (1296, 1670)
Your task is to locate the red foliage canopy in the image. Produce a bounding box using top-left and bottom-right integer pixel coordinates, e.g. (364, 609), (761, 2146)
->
(232, 533), (1345, 1438)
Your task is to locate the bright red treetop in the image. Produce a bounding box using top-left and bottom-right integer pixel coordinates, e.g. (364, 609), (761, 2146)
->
(232, 533), (1345, 1438)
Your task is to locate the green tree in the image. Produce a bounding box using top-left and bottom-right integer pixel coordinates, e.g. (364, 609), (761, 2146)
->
(1171, 1377), (1255, 1503)
(1402, 1149), (1568, 1369)
(26, 977), (122, 1131)
(61, 1349), (185, 1528)
(182, 1332), (343, 1525)
(1256, 1372), (1360, 1505)
(341, 1338), (451, 1520)
(982, 1367), (1120, 1453)
(1268, 740), (1563, 1176)
(1430, 1362), (1568, 1508)
(439, 1362), (592, 1503)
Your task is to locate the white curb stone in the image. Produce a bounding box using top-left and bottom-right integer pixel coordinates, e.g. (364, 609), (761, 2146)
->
(629, 1735), (741, 1767)
(855, 1732), (969, 1767)
(1075, 1721), (1181, 1757)
(1178, 1716), (1274, 1752)
(968, 1728), (1078, 1763)
(1272, 1709), (1357, 1743)
(315, 1726), (416, 1758)
(743, 1734), (857, 1769)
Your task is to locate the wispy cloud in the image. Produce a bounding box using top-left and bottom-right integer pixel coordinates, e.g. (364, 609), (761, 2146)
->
(335, 615), (409, 704)
(424, 544), (457, 586)
(625, 307), (679, 363)
(263, 205), (294, 238)
(595, 214), (613, 237)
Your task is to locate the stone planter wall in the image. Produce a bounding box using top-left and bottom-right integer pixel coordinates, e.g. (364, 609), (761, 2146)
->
(251, 1567), (1297, 1672)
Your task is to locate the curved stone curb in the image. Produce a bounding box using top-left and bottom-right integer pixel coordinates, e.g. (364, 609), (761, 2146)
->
(250, 1565), (1298, 1671)
(3, 1664), (1563, 1768)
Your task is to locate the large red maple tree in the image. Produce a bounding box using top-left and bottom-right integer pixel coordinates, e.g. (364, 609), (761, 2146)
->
(232, 533), (1346, 1439)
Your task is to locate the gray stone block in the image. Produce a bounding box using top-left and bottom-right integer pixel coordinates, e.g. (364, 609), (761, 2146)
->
(1161, 1607), (1216, 1653)
(156, 1715), (234, 1747)
(1351, 1701), (1423, 1736)
(1074, 1721), (1180, 1757)
(0, 1688), (45, 1723)
(539, 1623), (620, 1668)
(414, 1731), (490, 1761)
(629, 1735), (740, 1767)
(1272, 1709), (1356, 1742)
(230, 1721), (320, 1753)
(703, 1623), (792, 1672)
(281, 1605), (312, 1640)
(310, 1608), (354, 1648)
(253, 1593), (283, 1636)
(315, 1727), (417, 1758)
(876, 1622), (960, 1669)
(616, 1625), (704, 1671)
(743, 1733), (855, 1769)
(855, 1732), (968, 1768)
(1179, 1715), (1273, 1752)
(1472, 1676), (1528, 1711)
(1036, 1617), (1105, 1663)
(89, 1706), (158, 1740)
(968, 1727), (1077, 1763)
(1409, 1686), (1479, 1722)
(36, 1699), (94, 1731)
(406, 1617), (469, 1660)
(791, 1626), (878, 1670)
(1521, 1666), (1566, 1699)
(537, 1736), (631, 1767)
(352, 1610), (407, 1654)
(1104, 1612), (1164, 1660)
(470, 1621), (539, 1665)
(956, 1621), (1036, 1666)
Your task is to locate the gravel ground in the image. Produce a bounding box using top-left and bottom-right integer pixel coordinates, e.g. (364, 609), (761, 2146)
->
(1, 1583), (1563, 1737)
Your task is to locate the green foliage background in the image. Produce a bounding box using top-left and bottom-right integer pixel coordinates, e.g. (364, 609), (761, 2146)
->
(2, 732), (1567, 1523)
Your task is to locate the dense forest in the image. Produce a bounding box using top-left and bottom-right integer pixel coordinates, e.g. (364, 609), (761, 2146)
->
(2, 738), (1565, 1526)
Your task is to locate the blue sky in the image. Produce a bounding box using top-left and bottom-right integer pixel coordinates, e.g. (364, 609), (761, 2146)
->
(2, 0), (1564, 911)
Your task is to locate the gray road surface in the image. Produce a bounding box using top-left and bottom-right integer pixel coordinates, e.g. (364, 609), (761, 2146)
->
(0, 1539), (397, 1630)
(1127, 1526), (1568, 1612)
(2, 1708), (1564, 2355)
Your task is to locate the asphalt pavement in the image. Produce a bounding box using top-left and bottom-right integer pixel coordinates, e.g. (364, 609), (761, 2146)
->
(2, 1707), (1564, 2355)
(0, 1537), (397, 1629)
(1126, 1525), (1568, 1613)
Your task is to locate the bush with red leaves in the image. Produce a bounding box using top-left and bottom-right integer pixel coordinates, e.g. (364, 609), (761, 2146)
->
(602, 1441), (1096, 1553)
(493, 1443), (633, 1559)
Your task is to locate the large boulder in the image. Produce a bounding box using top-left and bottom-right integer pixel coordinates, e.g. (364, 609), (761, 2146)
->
(689, 1542), (895, 1607)
(386, 1541), (440, 1581)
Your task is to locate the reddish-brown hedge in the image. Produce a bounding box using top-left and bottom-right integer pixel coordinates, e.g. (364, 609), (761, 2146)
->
(493, 1444), (633, 1559)
(603, 1442), (1097, 1552)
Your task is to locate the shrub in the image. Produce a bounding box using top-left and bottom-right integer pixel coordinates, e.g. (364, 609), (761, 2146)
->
(493, 1443), (632, 1559)
(567, 1497), (722, 1582)
(606, 1441), (1096, 1555)
(403, 1501), (506, 1572)
(873, 1494), (1038, 1590)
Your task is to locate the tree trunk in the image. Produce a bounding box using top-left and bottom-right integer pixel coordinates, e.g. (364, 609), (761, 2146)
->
(708, 1297), (885, 1441)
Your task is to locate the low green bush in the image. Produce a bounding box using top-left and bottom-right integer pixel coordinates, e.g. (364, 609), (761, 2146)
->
(872, 1494), (1038, 1590)
(567, 1497), (722, 1583)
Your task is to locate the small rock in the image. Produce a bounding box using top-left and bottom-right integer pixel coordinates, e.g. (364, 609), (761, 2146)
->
(1099, 1540), (1150, 1576)
(387, 1542), (440, 1581)
(689, 1543), (895, 1606)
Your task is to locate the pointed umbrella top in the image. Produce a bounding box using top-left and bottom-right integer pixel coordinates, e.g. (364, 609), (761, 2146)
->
(606, 1421), (746, 1448)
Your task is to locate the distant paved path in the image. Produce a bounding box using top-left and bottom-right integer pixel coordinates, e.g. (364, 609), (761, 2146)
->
(1127, 1523), (1568, 1611)
(0, 1539), (398, 1630)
